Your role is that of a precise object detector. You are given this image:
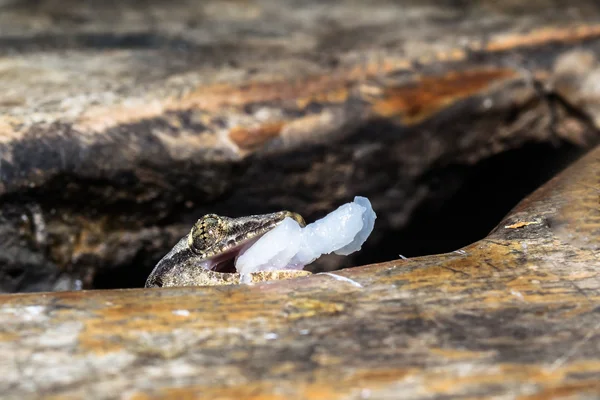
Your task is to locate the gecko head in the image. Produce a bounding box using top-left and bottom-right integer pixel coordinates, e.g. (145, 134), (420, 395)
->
(187, 212), (305, 263)
(145, 211), (306, 288)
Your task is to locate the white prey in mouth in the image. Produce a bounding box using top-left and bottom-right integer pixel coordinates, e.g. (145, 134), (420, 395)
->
(235, 196), (376, 282)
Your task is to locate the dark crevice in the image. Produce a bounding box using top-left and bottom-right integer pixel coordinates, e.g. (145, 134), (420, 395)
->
(352, 140), (584, 265)
(93, 140), (588, 290)
(0, 101), (595, 291)
(93, 247), (156, 290)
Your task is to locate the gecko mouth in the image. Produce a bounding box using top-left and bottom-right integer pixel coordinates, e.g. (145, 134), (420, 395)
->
(203, 211), (305, 274)
(146, 211), (306, 288)
(146, 235), (262, 288)
(202, 236), (262, 274)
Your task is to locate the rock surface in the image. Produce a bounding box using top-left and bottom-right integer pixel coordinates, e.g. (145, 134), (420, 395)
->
(1, 142), (598, 398)
(2, 1), (600, 397)
(1, 0), (600, 291)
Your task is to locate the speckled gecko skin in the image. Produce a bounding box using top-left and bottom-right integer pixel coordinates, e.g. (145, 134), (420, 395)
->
(145, 211), (310, 288)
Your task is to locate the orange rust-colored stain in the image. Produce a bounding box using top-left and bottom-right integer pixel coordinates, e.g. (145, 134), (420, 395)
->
(486, 25), (600, 53)
(518, 380), (600, 400)
(131, 379), (367, 400)
(3, 144), (600, 399)
(434, 48), (467, 62)
(76, 57), (417, 133)
(45, 395), (82, 400)
(72, 24), (600, 136)
(406, 242), (510, 277)
(346, 368), (415, 385)
(76, 100), (166, 133)
(343, 57), (415, 81)
(181, 76), (349, 112)
(284, 298), (346, 321)
(296, 87), (349, 109)
(24, 24), (600, 137)
(424, 361), (600, 396)
(131, 384), (289, 400)
(75, 286), (303, 354)
(0, 117), (23, 144)
(0, 331), (18, 341)
(76, 296), (193, 354)
(228, 121), (284, 150)
(504, 221), (540, 229)
(371, 68), (517, 125)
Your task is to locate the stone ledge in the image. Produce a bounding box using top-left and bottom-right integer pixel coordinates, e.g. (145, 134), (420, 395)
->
(1, 145), (598, 398)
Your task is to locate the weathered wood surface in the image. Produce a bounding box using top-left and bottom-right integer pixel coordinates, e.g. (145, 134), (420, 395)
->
(1, 143), (599, 398)
(1, 0), (600, 291)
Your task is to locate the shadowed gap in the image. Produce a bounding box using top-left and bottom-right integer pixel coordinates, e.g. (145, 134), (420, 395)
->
(94, 140), (583, 289)
(352, 140), (582, 264)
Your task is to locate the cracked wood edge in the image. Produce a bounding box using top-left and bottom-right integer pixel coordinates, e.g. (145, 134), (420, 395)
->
(0, 145), (598, 398)
(3, 2), (600, 195)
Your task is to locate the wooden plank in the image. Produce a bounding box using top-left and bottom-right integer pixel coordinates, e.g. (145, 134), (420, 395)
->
(1, 145), (598, 398)
(1, 0), (600, 291)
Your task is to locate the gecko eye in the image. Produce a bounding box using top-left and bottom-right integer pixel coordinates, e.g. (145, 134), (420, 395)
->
(189, 214), (224, 253)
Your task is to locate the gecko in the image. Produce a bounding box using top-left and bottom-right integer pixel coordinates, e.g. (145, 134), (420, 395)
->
(145, 211), (310, 288)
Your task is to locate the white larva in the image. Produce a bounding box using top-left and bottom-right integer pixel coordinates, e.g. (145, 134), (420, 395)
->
(236, 196), (376, 282)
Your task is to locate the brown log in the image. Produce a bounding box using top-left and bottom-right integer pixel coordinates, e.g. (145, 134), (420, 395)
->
(1, 1), (600, 291)
(1, 143), (599, 398)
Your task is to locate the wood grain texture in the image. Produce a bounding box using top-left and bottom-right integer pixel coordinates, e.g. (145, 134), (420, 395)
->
(1, 1), (599, 397)
(1, 0), (600, 291)
(1, 144), (598, 398)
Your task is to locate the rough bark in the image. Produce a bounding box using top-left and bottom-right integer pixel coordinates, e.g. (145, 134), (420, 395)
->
(1, 0), (600, 291)
(1, 143), (599, 399)
(2, 1), (600, 397)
